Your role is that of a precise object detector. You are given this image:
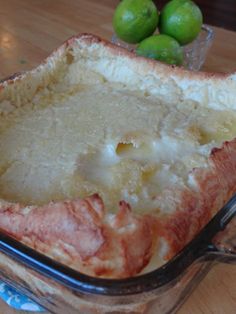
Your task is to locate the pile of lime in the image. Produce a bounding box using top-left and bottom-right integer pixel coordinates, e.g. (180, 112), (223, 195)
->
(113, 0), (203, 66)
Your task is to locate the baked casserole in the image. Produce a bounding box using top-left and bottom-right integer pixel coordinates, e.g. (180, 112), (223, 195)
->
(0, 34), (235, 279)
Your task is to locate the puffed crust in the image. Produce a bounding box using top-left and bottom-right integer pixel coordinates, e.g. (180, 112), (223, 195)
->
(0, 34), (235, 278)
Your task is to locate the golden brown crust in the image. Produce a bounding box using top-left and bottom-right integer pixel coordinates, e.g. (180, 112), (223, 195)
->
(0, 195), (156, 278)
(156, 139), (236, 259)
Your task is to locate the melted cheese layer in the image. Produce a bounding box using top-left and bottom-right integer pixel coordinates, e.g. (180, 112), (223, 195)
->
(0, 82), (236, 212)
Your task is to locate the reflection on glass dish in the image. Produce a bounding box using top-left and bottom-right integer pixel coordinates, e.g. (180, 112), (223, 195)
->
(112, 25), (214, 71)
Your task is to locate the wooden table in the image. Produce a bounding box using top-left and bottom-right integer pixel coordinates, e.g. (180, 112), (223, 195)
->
(0, 1), (235, 313)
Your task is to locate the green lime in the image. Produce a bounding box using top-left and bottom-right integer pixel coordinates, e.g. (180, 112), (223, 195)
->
(159, 0), (203, 45)
(136, 34), (184, 66)
(113, 0), (159, 44)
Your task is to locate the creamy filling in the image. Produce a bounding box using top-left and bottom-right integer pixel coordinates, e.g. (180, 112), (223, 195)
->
(0, 82), (236, 212)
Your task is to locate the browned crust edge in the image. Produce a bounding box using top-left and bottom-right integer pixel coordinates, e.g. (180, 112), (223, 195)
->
(0, 33), (235, 90)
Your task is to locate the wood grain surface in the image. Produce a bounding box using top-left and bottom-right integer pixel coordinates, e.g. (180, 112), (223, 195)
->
(0, 1), (235, 314)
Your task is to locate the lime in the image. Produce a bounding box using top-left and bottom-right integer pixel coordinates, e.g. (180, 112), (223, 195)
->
(113, 0), (159, 44)
(159, 0), (203, 45)
(136, 34), (184, 66)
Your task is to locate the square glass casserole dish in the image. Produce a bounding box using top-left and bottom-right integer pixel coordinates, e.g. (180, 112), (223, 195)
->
(0, 34), (235, 313)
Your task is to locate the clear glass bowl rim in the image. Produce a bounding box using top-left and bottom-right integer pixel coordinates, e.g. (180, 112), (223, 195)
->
(111, 24), (214, 71)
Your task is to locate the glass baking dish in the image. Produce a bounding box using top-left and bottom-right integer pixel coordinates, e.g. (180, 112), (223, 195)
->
(0, 33), (235, 313)
(0, 193), (235, 314)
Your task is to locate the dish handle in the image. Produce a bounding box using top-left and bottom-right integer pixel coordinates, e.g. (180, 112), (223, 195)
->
(208, 215), (236, 264)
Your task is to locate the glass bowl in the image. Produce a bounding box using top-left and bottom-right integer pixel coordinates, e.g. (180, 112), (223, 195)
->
(111, 25), (214, 71)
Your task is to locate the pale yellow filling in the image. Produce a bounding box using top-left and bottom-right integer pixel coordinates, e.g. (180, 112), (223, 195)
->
(0, 81), (236, 212)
